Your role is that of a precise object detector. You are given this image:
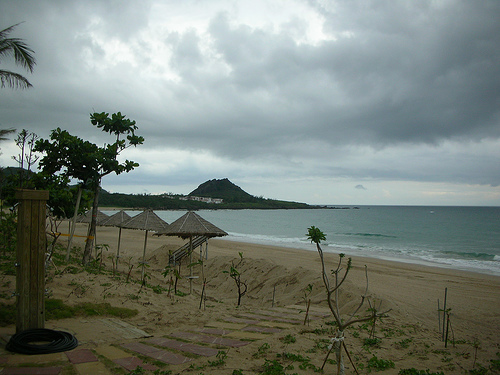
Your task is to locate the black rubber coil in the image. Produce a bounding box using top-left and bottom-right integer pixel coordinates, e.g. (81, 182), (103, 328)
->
(6, 328), (78, 354)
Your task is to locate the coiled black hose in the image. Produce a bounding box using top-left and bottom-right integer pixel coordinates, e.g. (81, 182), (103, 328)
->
(6, 328), (78, 354)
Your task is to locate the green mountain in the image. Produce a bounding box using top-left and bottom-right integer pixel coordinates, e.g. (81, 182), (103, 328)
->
(189, 178), (255, 202)
(100, 178), (316, 209)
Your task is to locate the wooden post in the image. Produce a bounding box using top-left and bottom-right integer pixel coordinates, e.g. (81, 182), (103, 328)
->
(442, 288), (448, 341)
(15, 189), (49, 333)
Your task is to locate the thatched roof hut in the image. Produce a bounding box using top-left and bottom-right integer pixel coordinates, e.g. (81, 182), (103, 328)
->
(157, 211), (227, 294)
(118, 209), (169, 283)
(76, 209), (109, 225)
(99, 210), (133, 262)
(118, 209), (168, 232)
(100, 209), (131, 227)
(156, 211), (227, 238)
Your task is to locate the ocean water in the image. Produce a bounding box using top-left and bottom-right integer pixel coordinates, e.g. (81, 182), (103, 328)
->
(109, 206), (500, 276)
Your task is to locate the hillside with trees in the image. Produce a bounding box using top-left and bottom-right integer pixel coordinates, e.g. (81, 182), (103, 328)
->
(99, 178), (317, 209)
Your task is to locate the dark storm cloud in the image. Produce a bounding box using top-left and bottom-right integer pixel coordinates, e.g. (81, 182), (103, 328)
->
(1, 0), (499, 203)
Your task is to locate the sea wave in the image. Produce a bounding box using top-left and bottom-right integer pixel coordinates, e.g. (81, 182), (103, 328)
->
(222, 231), (500, 276)
(341, 232), (397, 239)
(438, 250), (499, 261)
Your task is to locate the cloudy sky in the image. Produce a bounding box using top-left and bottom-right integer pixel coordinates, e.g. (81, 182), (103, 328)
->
(1, 0), (499, 206)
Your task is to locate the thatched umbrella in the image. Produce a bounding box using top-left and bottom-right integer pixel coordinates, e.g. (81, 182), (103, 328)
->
(118, 209), (169, 282)
(76, 209), (109, 224)
(156, 211), (228, 293)
(99, 210), (132, 263)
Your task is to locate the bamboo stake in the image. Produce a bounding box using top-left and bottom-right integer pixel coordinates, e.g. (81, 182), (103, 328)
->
(343, 341), (360, 375)
(437, 299), (441, 333)
(445, 312), (450, 348)
(442, 288), (448, 341)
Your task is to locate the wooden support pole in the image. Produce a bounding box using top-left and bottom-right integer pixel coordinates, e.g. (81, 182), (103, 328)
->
(15, 189), (49, 333)
(442, 288), (448, 341)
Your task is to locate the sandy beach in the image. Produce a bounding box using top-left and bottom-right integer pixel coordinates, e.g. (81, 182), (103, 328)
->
(2, 222), (499, 374)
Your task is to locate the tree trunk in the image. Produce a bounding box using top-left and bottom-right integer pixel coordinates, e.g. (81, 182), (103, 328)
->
(66, 184), (82, 262)
(82, 184), (100, 265)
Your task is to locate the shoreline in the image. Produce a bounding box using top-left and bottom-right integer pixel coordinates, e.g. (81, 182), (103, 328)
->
(100, 207), (500, 278)
(217, 235), (500, 278)
(211, 238), (500, 283)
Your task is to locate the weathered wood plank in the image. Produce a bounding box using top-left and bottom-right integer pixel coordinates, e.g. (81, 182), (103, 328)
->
(15, 190), (49, 332)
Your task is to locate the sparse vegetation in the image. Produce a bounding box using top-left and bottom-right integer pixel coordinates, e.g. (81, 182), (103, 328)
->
(307, 225), (390, 374)
(0, 298), (137, 326)
(223, 252), (248, 306)
(367, 355), (395, 372)
(254, 343), (271, 358)
(398, 369), (445, 375)
(0, 208), (497, 374)
(281, 334), (297, 344)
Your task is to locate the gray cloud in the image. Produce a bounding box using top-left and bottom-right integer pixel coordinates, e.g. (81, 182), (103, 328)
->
(1, 0), (499, 205)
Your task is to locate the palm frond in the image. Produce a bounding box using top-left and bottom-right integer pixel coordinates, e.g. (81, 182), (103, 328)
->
(0, 69), (33, 89)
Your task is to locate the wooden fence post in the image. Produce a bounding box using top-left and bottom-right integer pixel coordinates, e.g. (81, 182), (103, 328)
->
(15, 189), (49, 333)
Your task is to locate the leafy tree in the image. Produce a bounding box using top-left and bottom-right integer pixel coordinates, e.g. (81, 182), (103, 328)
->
(35, 112), (144, 264)
(0, 23), (36, 89)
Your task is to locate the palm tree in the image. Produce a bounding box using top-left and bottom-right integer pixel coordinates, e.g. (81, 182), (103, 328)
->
(0, 23), (36, 89)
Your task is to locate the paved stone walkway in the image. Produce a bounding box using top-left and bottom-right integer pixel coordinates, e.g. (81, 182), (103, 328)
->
(0, 306), (328, 374)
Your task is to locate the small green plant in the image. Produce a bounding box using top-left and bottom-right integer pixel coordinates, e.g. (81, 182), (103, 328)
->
(130, 366), (146, 374)
(491, 352), (500, 372)
(278, 352), (321, 372)
(223, 252), (248, 306)
(261, 359), (294, 375)
(396, 338), (413, 349)
(0, 302), (15, 326)
(307, 338), (330, 353)
(153, 370), (172, 375)
(469, 365), (489, 375)
(302, 283), (313, 325)
(175, 290), (188, 297)
(367, 355), (395, 372)
(281, 334), (296, 344)
(208, 350), (227, 367)
(232, 370), (244, 375)
(161, 265), (175, 297)
(398, 369), (445, 375)
(0, 299), (139, 326)
(363, 337), (381, 349)
(152, 284), (165, 294)
(254, 343), (271, 358)
(0, 212), (17, 258)
(188, 363), (206, 371)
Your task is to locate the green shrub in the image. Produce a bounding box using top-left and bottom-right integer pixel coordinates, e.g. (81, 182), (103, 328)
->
(363, 337), (382, 348)
(367, 355), (395, 372)
(0, 302), (15, 326)
(253, 343), (271, 358)
(10, 299), (141, 322)
(395, 338), (413, 349)
(281, 334), (296, 344)
(398, 369), (445, 375)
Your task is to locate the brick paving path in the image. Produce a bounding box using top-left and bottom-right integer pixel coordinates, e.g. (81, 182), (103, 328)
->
(0, 306), (328, 374)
